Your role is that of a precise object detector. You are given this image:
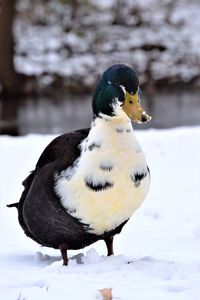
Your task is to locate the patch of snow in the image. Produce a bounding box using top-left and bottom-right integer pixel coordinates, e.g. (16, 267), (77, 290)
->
(0, 127), (200, 299)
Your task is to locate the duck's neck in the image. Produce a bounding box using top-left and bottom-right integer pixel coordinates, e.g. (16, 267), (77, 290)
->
(81, 112), (140, 154)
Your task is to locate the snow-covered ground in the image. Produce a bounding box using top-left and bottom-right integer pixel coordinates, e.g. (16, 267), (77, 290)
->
(0, 127), (200, 299)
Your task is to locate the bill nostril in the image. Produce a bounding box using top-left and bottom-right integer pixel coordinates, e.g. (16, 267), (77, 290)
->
(141, 115), (147, 122)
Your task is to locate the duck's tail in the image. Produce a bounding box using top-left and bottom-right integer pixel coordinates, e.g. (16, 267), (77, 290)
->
(7, 202), (19, 209)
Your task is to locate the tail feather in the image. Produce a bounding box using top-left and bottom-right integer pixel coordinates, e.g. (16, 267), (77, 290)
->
(7, 202), (19, 209)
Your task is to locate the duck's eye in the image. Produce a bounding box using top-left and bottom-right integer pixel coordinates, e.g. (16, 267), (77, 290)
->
(129, 100), (133, 104)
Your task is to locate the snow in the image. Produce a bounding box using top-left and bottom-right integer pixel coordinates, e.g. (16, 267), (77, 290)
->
(1, 127), (200, 299)
(14, 0), (200, 87)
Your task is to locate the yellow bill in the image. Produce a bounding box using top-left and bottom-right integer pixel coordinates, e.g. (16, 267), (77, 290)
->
(122, 90), (152, 123)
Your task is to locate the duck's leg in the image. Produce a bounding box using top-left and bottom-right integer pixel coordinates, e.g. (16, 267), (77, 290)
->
(104, 235), (114, 256)
(59, 244), (68, 266)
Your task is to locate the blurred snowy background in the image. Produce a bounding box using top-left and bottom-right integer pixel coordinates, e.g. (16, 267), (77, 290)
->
(1, 2), (200, 299)
(14, 0), (200, 87)
(0, 0), (200, 134)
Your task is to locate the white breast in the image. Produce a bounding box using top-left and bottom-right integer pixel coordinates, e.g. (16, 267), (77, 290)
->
(55, 115), (150, 235)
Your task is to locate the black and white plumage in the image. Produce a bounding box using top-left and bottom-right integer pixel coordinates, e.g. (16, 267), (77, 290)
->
(7, 64), (151, 265)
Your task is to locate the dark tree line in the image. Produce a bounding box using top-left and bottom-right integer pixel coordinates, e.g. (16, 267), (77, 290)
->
(0, 0), (35, 96)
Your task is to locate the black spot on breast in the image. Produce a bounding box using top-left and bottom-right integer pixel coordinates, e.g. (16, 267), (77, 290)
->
(99, 163), (113, 172)
(85, 178), (113, 192)
(88, 143), (101, 151)
(98, 115), (109, 122)
(68, 208), (76, 214)
(147, 166), (150, 174)
(116, 128), (123, 133)
(126, 129), (131, 133)
(131, 170), (147, 187)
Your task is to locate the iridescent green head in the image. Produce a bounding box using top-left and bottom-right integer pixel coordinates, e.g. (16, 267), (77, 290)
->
(92, 64), (151, 123)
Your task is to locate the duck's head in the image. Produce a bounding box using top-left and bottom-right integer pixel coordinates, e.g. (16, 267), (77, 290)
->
(92, 64), (151, 123)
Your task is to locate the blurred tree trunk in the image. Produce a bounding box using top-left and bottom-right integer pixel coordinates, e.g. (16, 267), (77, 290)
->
(112, 0), (125, 25)
(0, 0), (35, 96)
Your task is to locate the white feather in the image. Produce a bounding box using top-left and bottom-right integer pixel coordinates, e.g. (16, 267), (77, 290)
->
(55, 108), (150, 235)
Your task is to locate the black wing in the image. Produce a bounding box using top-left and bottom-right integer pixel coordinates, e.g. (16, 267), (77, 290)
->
(7, 128), (90, 243)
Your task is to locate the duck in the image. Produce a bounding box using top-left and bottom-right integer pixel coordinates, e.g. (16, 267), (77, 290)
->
(7, 64), (151, 266)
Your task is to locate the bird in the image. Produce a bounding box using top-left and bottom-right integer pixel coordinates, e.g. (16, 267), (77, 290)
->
(7, 64), (151, 266)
